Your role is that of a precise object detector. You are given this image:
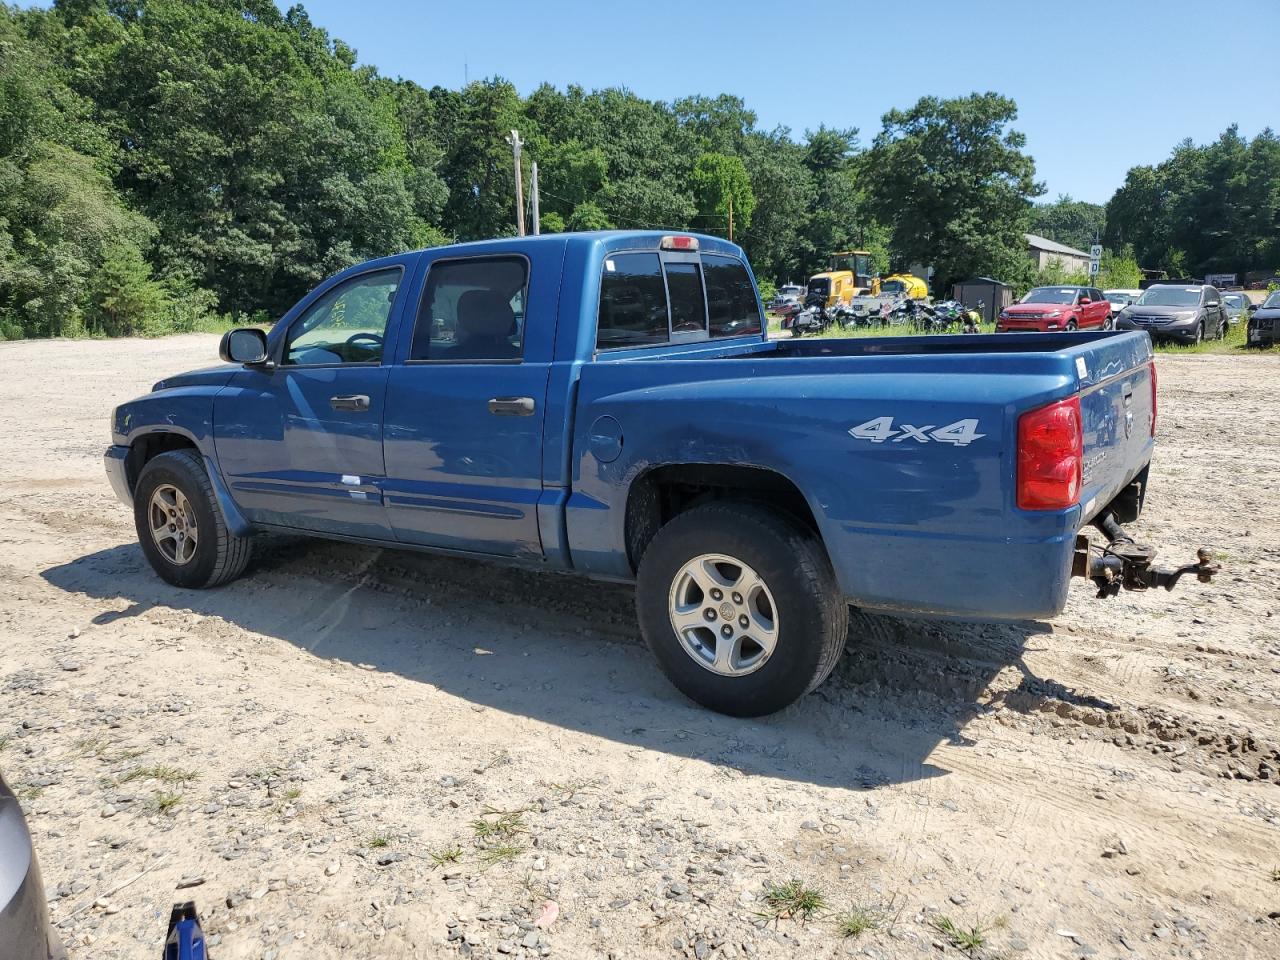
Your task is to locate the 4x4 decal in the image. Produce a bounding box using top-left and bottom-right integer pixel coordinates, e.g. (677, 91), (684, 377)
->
(848, 417), (986, 447)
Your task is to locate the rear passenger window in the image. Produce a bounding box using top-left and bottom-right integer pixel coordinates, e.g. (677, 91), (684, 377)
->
(409, 256), (528, 362)
(704, 255), (762, 337)
(665, 261), (707, 335)
(597, 253), (668, 349)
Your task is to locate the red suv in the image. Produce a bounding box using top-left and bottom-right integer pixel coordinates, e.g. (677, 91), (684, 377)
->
(997, 285), (1113, 332)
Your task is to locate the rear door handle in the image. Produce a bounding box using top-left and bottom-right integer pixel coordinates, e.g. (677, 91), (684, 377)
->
(330, 394), (370, 412)
(488, 396), (535, 417)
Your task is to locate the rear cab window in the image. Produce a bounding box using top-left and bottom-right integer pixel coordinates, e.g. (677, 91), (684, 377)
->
(596, 245), (761, 351)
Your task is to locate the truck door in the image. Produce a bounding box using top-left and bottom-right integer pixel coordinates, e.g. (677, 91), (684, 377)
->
(213, 265), (408, 540)
(381, 245), (559, 557)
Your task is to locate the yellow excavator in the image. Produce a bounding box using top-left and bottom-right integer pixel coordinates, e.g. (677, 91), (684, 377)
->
(805, 251), (874, 308)
(806, 252), (929, 308)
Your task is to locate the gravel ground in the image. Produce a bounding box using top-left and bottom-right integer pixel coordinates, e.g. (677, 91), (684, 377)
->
(1, 335), (1277, 960)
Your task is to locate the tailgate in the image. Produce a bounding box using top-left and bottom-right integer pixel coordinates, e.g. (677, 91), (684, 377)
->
(1071, 336), (1156, 522)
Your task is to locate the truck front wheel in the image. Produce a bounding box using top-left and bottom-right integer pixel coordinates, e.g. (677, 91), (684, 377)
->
(133, 449), (252, 589)
(635, 503), (848, 716)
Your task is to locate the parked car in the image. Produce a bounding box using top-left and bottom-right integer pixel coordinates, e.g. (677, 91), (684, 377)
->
(1115, 284), (1228, 344)
(1103, 289), (1142, 313)
(104, 231), (1212, 716)
(996, 285), (1112, 332)
(1, 772), (65, 960)
(767, 285), (804, 313)
(1220, 292), (1250, 326)
(1246, 290), (1280, 346)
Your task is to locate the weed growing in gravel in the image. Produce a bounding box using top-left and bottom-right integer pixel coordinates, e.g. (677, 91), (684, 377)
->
(480, 843), (524, 866)
(474, 749), (512, 773)
(17, 784), (42, 801)
(72, 735), (111, 758)
(282, 787), (301, 801)
(1271, 866), (1280, 883)
(430, 846), (462, 866)
(121, 765), (199, 785)
(932, 916), (987, 954)
(543, 778), (599, 801)
(152, 791), (183, 814)
(761, 880), (827, 922)
(835, 905), (884, 939)
(112, 748), (147, 762)
(365, 834), (392, 849)
(0, 735), (11, 753)
(472, 807), (526, 839)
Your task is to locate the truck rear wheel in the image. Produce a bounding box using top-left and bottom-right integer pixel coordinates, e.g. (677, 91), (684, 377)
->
(134, 449), (252, 589)
(635, 503), (848, 716)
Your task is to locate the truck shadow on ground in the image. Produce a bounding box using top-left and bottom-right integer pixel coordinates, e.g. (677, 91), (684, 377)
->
(42, 535), (1110, 791)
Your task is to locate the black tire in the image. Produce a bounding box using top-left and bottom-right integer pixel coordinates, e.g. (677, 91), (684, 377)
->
(790, 325), (803, 338)
(1195, 322), (1204, 345)
(1066, 319), (1078, 331)
(635, 503), (848, 717)
(133, 449), (252, 589)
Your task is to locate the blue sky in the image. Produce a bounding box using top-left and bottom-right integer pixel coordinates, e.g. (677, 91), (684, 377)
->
(276, 0), (1275, 204)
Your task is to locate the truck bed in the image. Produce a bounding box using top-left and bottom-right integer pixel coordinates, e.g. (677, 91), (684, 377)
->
(569, 330), (1156, 619)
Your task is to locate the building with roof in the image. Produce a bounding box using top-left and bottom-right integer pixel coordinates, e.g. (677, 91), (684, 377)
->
(1024, 233), (1091, 275)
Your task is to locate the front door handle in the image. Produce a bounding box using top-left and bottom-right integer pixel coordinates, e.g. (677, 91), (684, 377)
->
(330, 394), (370, 412)
(488, 396), (536, 417)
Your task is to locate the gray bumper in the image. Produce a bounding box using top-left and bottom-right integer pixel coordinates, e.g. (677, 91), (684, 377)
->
(104, 445), (132, 506)
(0, 788), (64, 960)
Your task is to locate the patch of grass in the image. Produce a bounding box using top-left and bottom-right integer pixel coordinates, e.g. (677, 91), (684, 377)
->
(111, 747), (147, 762)
(543, 777), (598, 801)
(152, 791), (183, 814)
(0, 734), (11, 753)
(471, 806), (526, 840)
(835, 905), (883, 939)
(761, 879), (827, 922)
(430, 845), (462, 866)
(72, 735), (111, 758)
(17, 784), (43, 801)
(120, 765), (199, 786)
(1270, 866), (1280, 883)
(365, 834), (392, 849)
(282, 787), (302, 802)
(932, 915), (987, 954)
(479, 843), (524, 866)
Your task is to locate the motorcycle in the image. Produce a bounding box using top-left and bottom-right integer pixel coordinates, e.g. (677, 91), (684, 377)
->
(784, 292), (834, 337)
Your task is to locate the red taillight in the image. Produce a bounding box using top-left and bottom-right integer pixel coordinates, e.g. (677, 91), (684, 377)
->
(1017, 395), (1083, 510)
(1148, 360), (1157, 437)
(660, 235), (699, 251)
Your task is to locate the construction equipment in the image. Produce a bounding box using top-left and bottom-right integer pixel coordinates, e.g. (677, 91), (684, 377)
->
(870, 273), (929, 299)
(805, 251), (875, 309)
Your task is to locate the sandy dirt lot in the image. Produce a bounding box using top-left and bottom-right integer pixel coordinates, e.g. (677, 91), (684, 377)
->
(1, 335), (1277, 960)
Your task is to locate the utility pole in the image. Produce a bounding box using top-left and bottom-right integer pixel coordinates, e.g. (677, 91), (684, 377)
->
(728, 195), (734, 243)
(527, 161), (537, 235)
(507, 129), (525, 237)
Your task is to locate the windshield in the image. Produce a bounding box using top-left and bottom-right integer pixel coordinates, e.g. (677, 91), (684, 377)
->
(1021, 287), (1079, 305)
(807, 278), (830, 296)
(1265, 292), (1280, 309)
(879, 280), (906, 295)
(1222, 294), (1245, 307)
(1137, 287), (1201, 307)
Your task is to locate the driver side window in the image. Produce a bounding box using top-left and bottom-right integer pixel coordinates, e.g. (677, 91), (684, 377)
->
(283, 268), (402, 366)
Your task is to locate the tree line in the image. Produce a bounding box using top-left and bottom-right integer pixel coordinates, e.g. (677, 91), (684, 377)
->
(2, 1), (1277, 340)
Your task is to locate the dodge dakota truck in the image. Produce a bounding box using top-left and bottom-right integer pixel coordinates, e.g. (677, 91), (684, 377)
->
(105, 231), (1216, 716)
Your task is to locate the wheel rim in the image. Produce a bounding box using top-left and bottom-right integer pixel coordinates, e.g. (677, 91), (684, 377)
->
(668, 554), (779, 677)
(148, 484), (199, 565)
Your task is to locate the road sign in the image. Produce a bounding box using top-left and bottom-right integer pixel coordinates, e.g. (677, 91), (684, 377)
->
(1089, 244), (1103, 259)
(1089, 260), (1100, 276)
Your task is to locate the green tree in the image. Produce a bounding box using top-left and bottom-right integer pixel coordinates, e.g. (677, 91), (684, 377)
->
(87, 242), (169, 336)
(691, 152), (754, 236)
(1097, 245), (1143, 289)
(863, 93), (1043, 294)
(1030, 194), (1105, 251)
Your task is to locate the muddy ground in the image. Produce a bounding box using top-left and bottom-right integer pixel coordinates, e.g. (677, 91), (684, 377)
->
(1, 335), (1277, 960)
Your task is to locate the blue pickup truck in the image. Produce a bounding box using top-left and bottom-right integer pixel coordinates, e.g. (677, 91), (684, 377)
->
(105, 231), (1215, 715)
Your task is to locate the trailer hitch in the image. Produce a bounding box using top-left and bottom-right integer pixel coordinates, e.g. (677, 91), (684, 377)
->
(1072, 510), (1219, 599)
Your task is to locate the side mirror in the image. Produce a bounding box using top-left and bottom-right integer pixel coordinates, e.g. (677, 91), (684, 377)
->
(1079, 296), (1092, 305)
(219, 328), (270, 365)
(1248, 303), (1259, 313)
